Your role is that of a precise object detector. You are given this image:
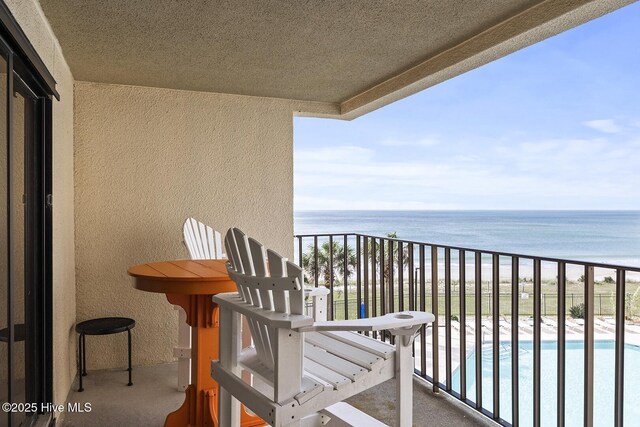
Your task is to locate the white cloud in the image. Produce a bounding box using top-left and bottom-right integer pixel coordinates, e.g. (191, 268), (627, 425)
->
(583, 119), (621, 133)
(295, 146), (374, 163)
(378, 136), (440, 148)
(294, 196), (458, 211)
(294, 133), (640, 211)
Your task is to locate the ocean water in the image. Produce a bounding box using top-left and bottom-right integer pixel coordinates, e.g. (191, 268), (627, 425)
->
(294, 210), (640, 267)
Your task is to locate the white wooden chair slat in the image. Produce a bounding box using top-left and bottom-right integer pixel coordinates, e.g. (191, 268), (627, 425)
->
(294, 377), (327, 405)
(302, 371), (333, 391)
(236, 283), (249, 304)
(213, 228), (435, 427)
(239, 348), (274, 385)
(184, 217), (224, 260)
(247, 317), (268, 367)
(303, 358), (351, 390)
(305, 333), (383, 369)
(197, 221), (208, 258)
(184, 222), (199, 259)
(266, 249), (288, 313)
(260, 323), (275, 369)
(239, 349), (326, 405)
(191, 219), (205, 258)
(233, 228), (254, 275)
(225, 229), (243, 273)
(206, 225), (215, 258)
(214, 230), (223, 259)
(320, 403), (387, 427)
(320, 331), (394, 360)
(287, 261), (304, 315)
(246, 238), (278, 369)
(271, 288), (287, 313)
(234, 283), (269, 366)
(258, 288), (273, 311)
(248, 287), (262, 308)
(248, 238), (267, 276)
(304, 345), (368, 381)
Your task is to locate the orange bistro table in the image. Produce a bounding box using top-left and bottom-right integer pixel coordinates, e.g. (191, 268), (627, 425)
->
(128, 259), (265, 427)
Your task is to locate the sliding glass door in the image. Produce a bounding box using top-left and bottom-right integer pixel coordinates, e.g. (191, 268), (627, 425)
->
(0, 31), (52, 427)
(0, 47), (9, 427)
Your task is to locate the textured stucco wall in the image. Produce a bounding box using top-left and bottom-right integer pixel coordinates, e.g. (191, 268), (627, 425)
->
(74, 82), (295, 369)
(5, 0), (76, 408)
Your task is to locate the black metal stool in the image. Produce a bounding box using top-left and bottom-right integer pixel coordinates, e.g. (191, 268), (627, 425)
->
(75, 317), (135, 392)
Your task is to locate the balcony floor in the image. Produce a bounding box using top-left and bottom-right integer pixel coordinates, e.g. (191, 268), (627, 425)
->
(60, 362), (492, 426)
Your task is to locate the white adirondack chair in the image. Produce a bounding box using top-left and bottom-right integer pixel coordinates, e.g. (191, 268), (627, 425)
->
(177, 217), (224, 391)
(183, 217), (224, 260)
(211, 228), (435, 427)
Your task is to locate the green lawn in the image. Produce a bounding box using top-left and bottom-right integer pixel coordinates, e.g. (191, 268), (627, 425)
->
(310, 278), (640, 321)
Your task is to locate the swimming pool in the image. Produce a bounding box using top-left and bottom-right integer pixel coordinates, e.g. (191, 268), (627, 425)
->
(450, 340), (640, 427)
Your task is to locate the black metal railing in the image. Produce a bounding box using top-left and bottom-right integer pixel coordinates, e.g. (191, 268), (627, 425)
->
(295, 232), (640, 427)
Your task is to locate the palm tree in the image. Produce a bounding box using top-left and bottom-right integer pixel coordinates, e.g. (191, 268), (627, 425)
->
(365, 232), (411, 283)
(301, 240), (357, 320)
(301, 240), (356, 287)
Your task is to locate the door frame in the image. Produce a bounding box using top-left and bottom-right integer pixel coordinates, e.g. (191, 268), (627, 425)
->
(0, 3), (55, 426)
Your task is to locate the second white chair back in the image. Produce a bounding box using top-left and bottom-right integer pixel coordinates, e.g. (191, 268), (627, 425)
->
(183, 217), (223, 259)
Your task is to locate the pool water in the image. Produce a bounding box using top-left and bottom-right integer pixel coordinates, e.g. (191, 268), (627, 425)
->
(450, 340), (640, 426)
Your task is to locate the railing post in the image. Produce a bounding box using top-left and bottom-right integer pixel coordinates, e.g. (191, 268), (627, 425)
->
(584, 265), (594, 427)
(329, 235), (334, 320)
(557, 262), (566, 427)
(420, 245), (426, 377)
(372, 238), (377, 339)
(511, 256), (519, 426)
(356, 235), (362, 319)
(492, 253), (500, 421)
(533, 259), (541, 427)
(431, 246), (439, 393)
(399, 241), (404, 312)
(344, 234), (349, 320)
(460, 250), (467, 401)
(313, 235), (319, 286)
(380, 238), (386, 339)
(615, 269), (625, 427)
(408, 243), (414, 311)
(445, 248), (452, 392)
(389, 239), (395, 344)
(475, 251), (482, 410)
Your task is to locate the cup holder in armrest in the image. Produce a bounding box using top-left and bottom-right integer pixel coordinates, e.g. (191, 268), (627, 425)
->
(394, 313), (414, 319)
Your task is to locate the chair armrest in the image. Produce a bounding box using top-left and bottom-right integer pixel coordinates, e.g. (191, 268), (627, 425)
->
(304, 286), (329, 321)
(294, 311), (434, 333)
(304, 286), (329, 297)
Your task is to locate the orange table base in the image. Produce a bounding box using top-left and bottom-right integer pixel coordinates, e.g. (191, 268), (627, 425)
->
(164, 294), (264, 427)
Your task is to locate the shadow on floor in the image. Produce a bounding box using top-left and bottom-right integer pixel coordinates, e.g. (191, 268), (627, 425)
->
(61, 362), (493, 426)
(61, 362), (184, 427)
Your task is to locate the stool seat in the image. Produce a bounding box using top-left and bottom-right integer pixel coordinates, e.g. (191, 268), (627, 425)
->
(76, 317), (135, 335)
(76, 317), (135, 391)
(0, 324), (25, 342)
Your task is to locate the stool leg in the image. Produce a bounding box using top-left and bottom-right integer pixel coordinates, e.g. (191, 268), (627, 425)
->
(78, 334), (84, 392)
(82, 334), (87, 376)
(127, 329), (133, 386)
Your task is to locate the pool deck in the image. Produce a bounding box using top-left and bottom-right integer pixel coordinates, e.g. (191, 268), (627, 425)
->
(415, 315), (640, 382)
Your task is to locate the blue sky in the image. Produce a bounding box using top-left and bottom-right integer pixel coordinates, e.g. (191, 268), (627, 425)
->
(294, 3), (640, 211)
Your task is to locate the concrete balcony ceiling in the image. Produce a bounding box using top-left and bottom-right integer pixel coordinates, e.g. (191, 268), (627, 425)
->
(39, 0), (633, 118)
